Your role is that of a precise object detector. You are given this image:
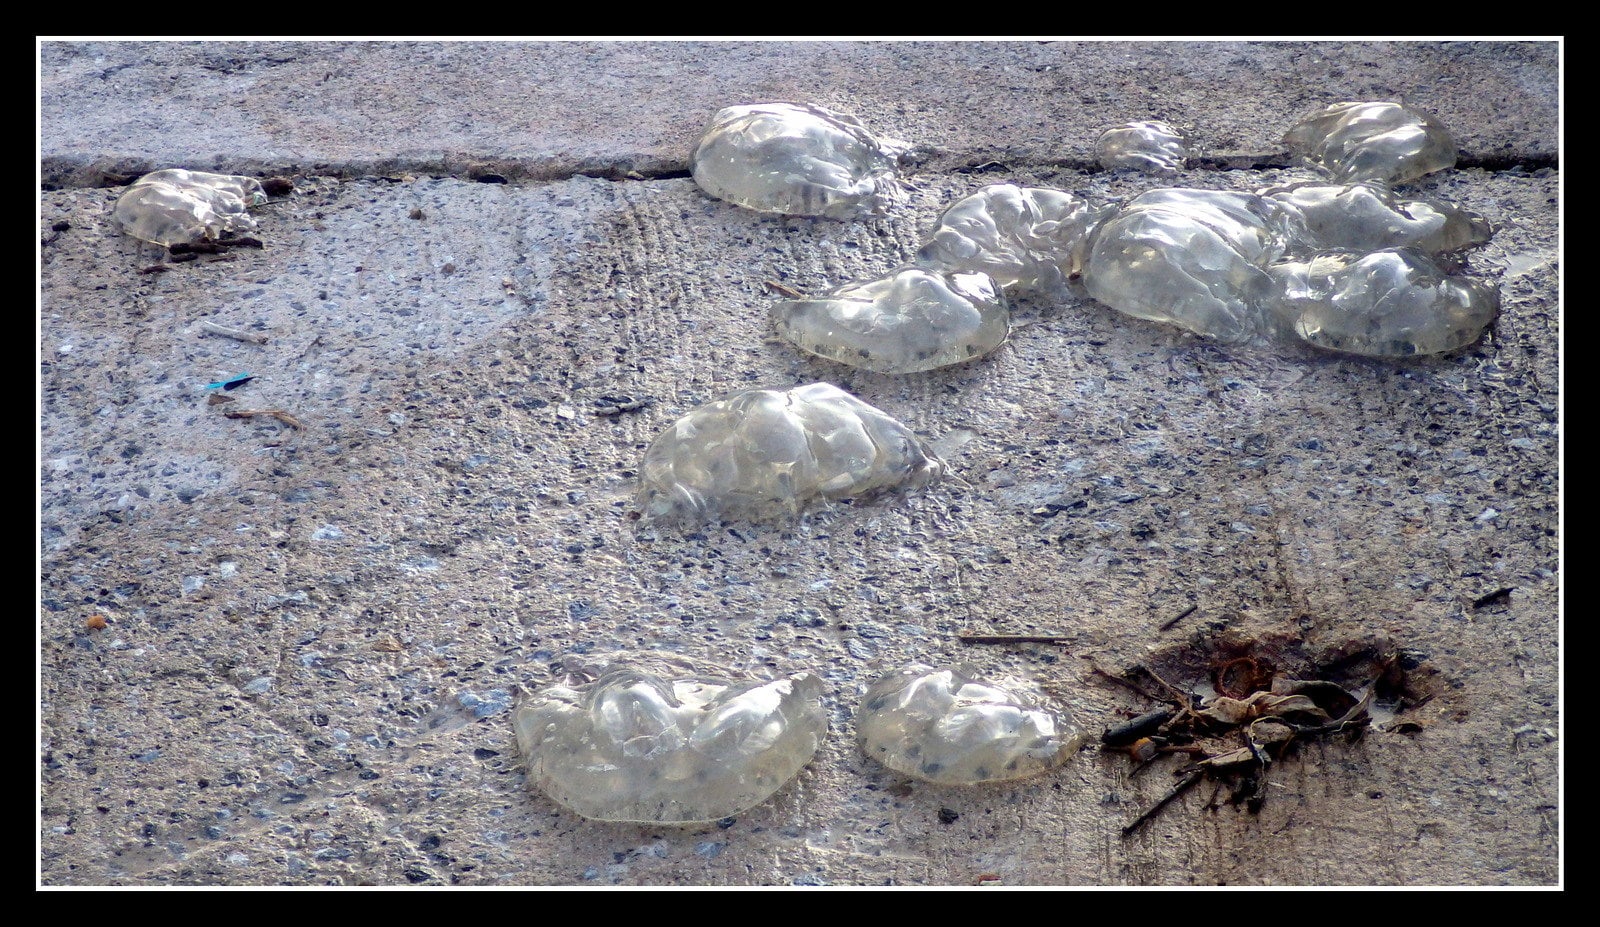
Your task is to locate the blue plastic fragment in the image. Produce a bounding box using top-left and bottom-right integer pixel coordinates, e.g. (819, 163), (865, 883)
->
(205, 373), (257, 391)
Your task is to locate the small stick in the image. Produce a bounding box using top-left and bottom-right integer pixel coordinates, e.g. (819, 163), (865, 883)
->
(200, 321), (269, 344)
(223, 408), (302, 429)
(1090, 665), (1171, 704)
(1121, 769), (1204, 837)
(1134, 663), (1199, 728)
(763, 280), (803, 298)
(1136, 664), (1193, 707)
(1159, 604), (1198, 631)
(958, 634), (1073, 646)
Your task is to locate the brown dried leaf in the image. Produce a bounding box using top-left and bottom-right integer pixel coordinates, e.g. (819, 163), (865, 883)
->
(1271, 677), (1360, 719)
(1247, 718), (1296, 751)
(1249, 692), (1332, 724)
(1197, 696), (1253, 726)
(1199, 747), (1257, 771)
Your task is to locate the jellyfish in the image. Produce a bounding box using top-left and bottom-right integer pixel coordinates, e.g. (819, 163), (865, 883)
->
(638, 383), (943, 524)
(1095, 120), (1190, 173)
(771, 267), (1009, 374)
(113, 169), (268, 247)
(1284, 101), (1458, 185)
(689, 102), (905, 218)
(857, 663), (1083, 785)
(514, 663), (827, 823)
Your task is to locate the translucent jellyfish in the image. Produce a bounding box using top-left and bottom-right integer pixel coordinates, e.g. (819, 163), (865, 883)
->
(514, 663), (828, 823)
(857, 663), (1083, 785)
(689, 102), (906, 219)
(113, 169), (268, 247)
(915, 184), (1115, 295)
(771, 267), (1009, 374)
(1265, 248), (1500, 357)
(1284, 101), (1457, 185)
(638, 383), (943, 524)
(1095, 121), (1190, 173)
(1082, 188), (1291, 342)
(1261, 180), (1493, 255)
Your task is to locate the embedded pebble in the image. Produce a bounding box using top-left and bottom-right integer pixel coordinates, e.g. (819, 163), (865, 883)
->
(771, 267), (1009, 373)
(1265, 248), (1500, 357)
(690, 102), (905, 218)
(915, 184), (1115, 294)
(113, 169), (268, 247)
(1284, 101), (1457, 185)
(513, 662), (827, 823)
(1095, 121), (1190, 172)
(857, 662), (1082, 785)
(638, 383), (943, 524)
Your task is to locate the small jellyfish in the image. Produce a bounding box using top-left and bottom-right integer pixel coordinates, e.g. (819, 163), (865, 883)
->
(771, 267), (1009, 374)
(638, 383), (943, 524)
(1095, 121), (1190, 173)
(1261, 180), (1493, 255)
(1283, 101), (1457, 185)
(689, 102), (906, 219)
(915, 184), (1115, 295)
(857, 663), (1082, 785)
(514, 663), (828, 823)
(113, 169), (269, 247)
(1265, 248), (1500, 357)
(1082, 188), (1290, 342)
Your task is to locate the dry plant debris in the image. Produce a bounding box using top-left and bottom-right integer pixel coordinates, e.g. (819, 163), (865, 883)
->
(1101, 647), (1398, 837)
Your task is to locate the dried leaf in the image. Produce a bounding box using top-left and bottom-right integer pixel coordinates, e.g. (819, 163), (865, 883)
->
(1197, 696), (1253, 726)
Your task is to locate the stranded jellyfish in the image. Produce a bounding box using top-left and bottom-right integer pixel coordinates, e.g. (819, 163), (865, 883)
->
(514, 663), (828, 823)
(1265, 248), (1501, 357)
(1095, 121), (1190, 173)
(113, 169), (268, 248)
(915, 184), (1115, 295)
(771, 267), (1009, 374)
(1261, 180), (1492, 255)
(1079, 182), (1498, 355)
(1082, 188), (1289, 343)
(1284, 101), (1458, 185)
(689, 102), (906, 219)
(857, 663), (1083, 785)
(638, 383), (943, 524)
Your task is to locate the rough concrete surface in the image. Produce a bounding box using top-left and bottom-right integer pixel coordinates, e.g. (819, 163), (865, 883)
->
(39, 40), (1561, 887)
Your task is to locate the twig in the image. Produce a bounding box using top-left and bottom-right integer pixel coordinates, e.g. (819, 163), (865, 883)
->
(200, 320), (269, 344)
(1135, 664), (1200, 728)
(593, 395), (652, 417)
(1090, 664), (1171, 704)
(763, 279), (803, 298)
(1136, 664), (1191, 705)
(958, 634), (1073, 646)
(1121, 769), (1204, 837)
(1159, 604), (1198, 631)
(223, 408), (302, 429)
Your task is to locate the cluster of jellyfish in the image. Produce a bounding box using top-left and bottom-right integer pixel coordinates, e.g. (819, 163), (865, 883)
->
(639, 99), (1500, 531)
(513, 657), (1083, 823)
(110, 101), (1503, 824)
(697, 100), (1499, 370)
(560, 99), (1500, 823)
